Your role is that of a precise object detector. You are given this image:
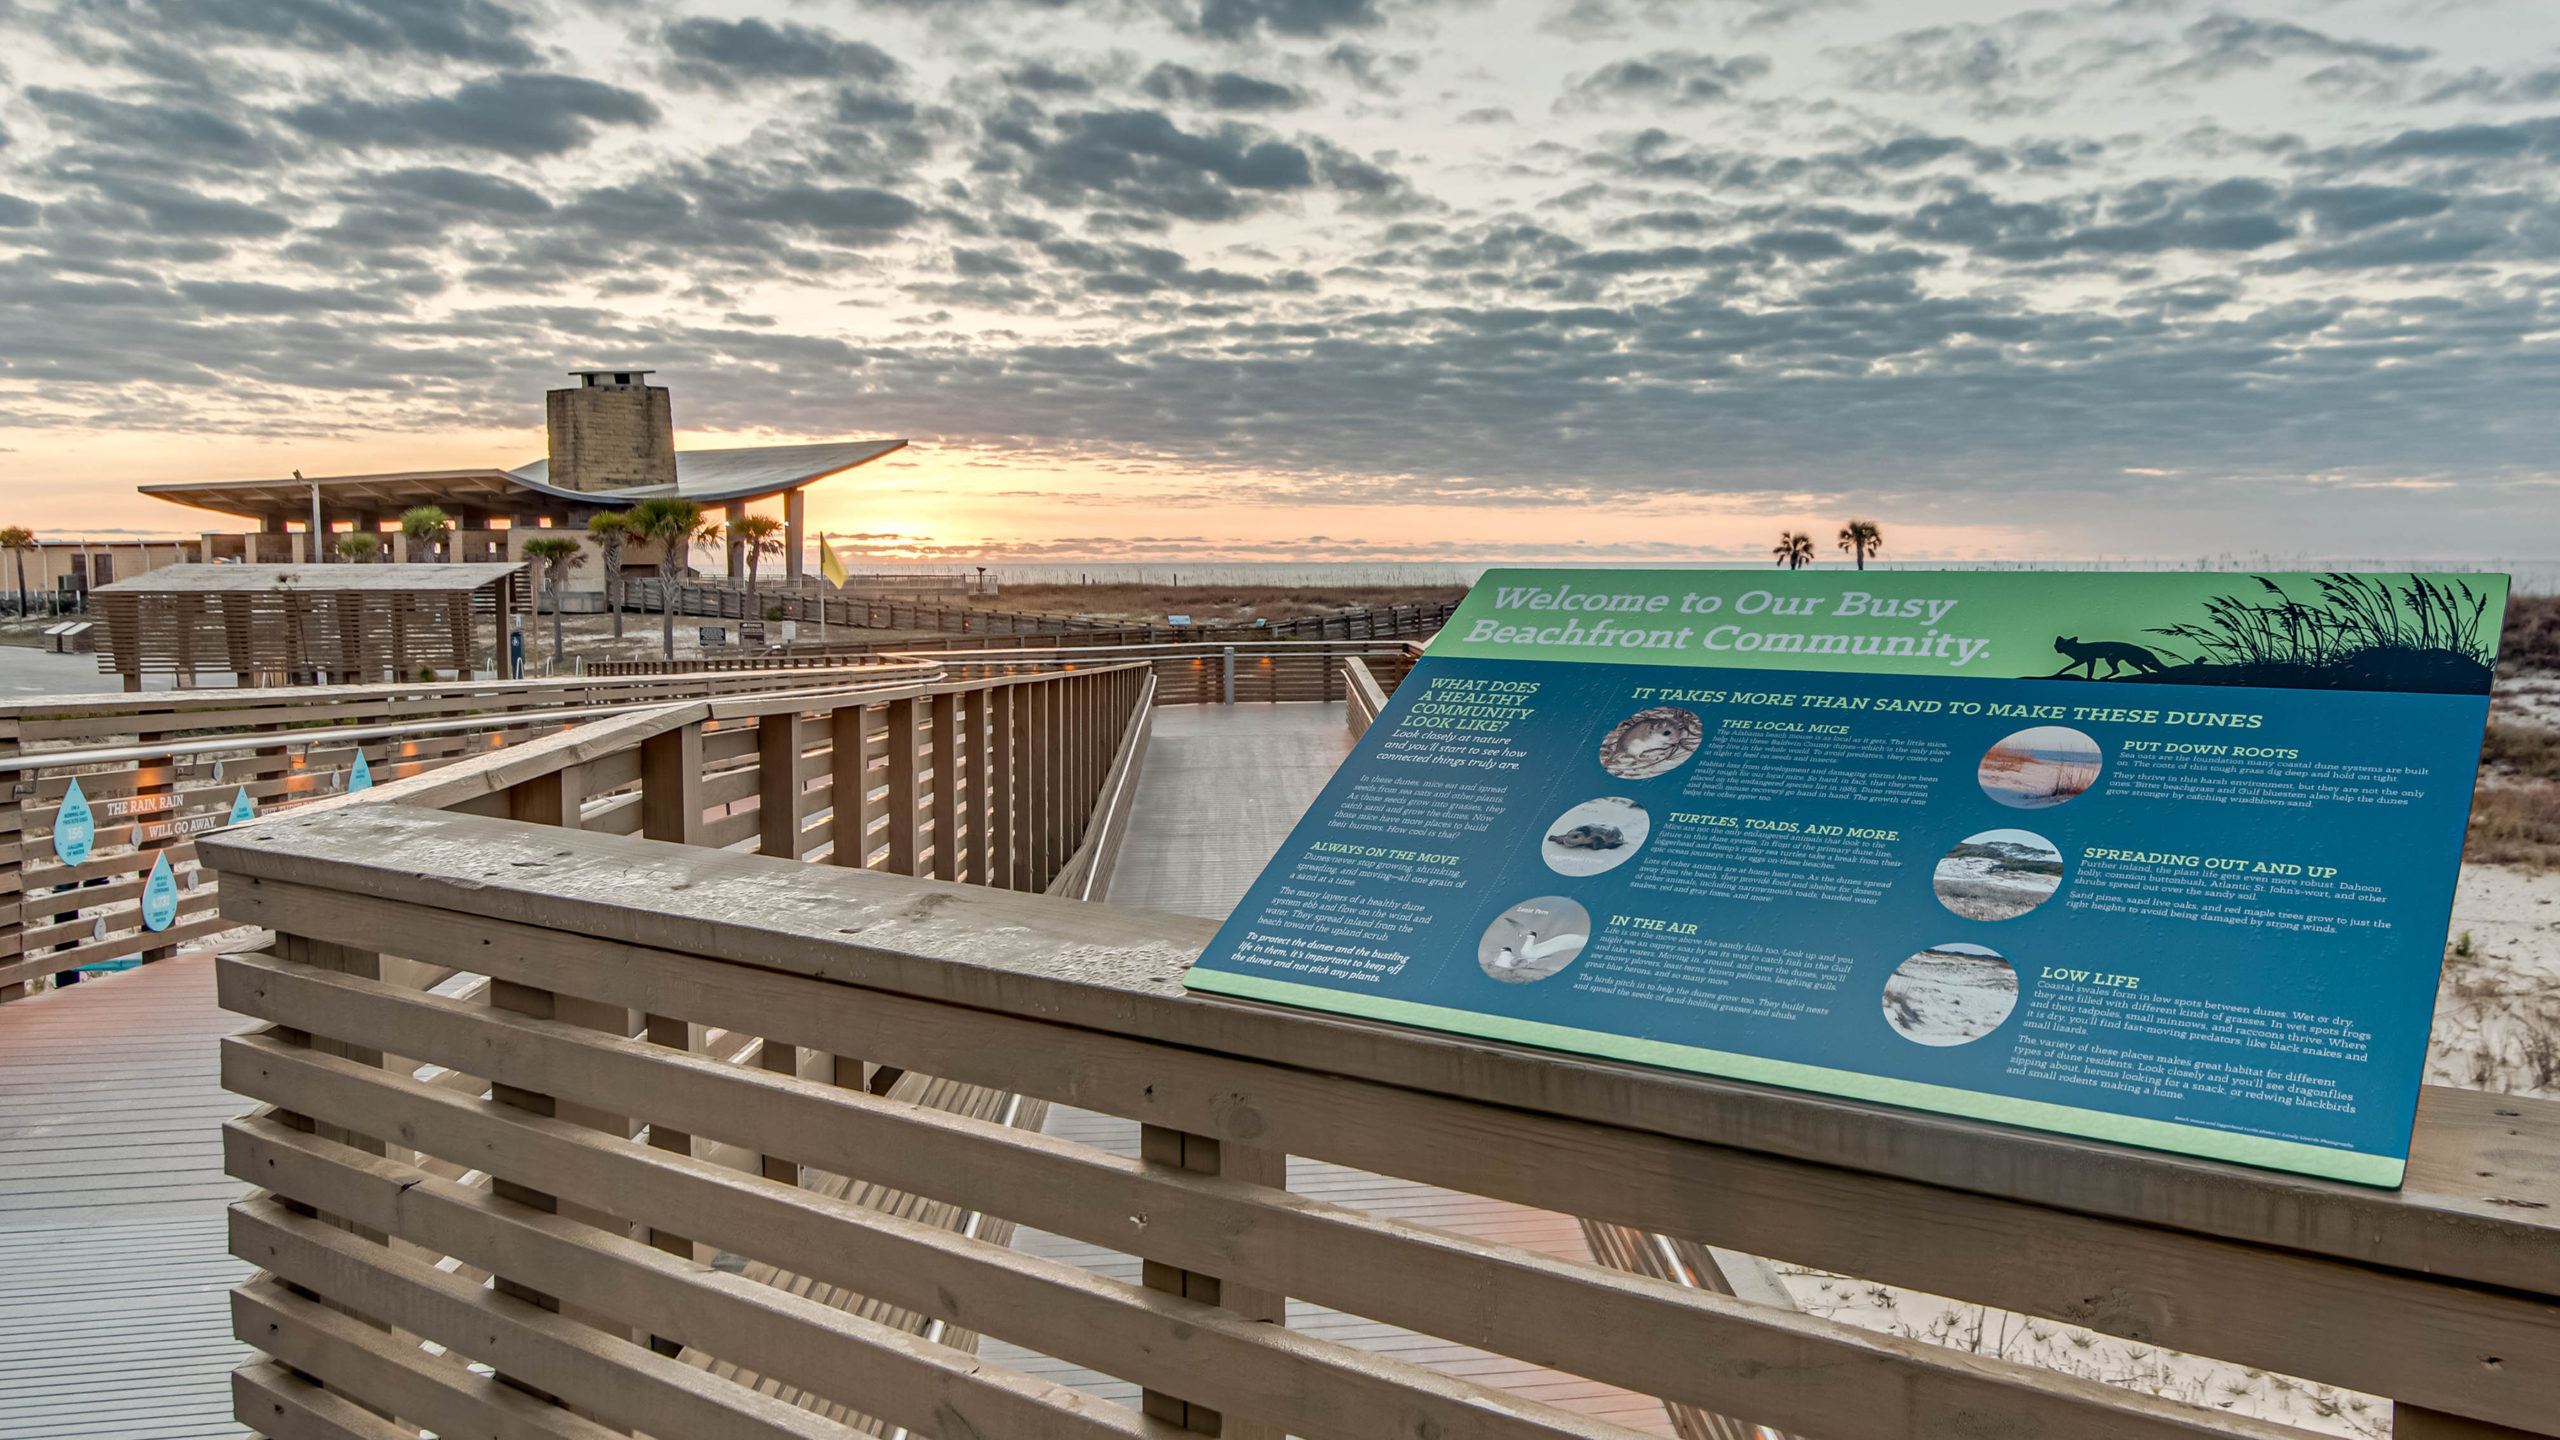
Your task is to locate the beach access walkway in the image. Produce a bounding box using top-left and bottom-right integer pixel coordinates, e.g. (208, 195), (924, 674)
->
(0, 697), (1673, 1438)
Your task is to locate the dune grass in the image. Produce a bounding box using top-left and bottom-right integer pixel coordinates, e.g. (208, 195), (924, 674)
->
(2469, 782), (2560, 871)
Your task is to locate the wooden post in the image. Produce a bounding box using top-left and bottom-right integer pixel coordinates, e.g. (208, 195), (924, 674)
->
(1138, 1125), (1286, 1438)
(827, 703), (868, 869)
(966, 690), (993, 886)
(636, 723), (704, 1296)
(507, 764), (584, 830)
(0, 724), (24, 1002)
(639, 722), (704, 847)
(885, 697), (920, 876)
(930, 692), (959, 882)
(134, 723), (179, 966)
(1004, 685), (1030, 891)
(758, 710), (801, 860)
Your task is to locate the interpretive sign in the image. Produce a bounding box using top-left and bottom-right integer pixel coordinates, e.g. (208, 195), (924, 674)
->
(1186, 570), (2507, 1185)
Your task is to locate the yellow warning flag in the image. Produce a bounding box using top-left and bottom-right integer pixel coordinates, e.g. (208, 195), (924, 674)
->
(818, 532), (849, 588)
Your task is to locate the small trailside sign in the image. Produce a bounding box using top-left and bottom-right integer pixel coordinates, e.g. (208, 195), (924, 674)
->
(1183, 570), (2508, 1186)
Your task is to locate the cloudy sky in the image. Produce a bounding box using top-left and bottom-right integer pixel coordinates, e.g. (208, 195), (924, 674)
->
(3, 0), (2556, 566)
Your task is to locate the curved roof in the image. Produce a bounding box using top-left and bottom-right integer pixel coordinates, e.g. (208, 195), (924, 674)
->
(504, 440), (907, 504)
(140, 439), (907, 519)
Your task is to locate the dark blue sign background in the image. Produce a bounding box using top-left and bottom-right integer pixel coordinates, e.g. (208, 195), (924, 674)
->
(1187, 656), (2487, 1184)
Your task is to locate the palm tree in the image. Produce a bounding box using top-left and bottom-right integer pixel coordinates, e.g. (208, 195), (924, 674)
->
(401, 506), (454, 564)
(333, 533), (381, 563)
(518, 536), (585, 670)
(730, 514), (784, 619)
(1773, 531), (1814, 571)
(0, 526), (33, 617)
(1837, 519), (1883, 571)
(628, 497), (718, 660)
(586, 511), (633, 638)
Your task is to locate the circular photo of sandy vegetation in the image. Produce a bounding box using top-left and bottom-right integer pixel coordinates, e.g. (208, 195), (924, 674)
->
(1882, 944), (2020, 1046)
(1596, 706), (1704, 780)
(1932, 829), (2064, 921)
(1542, 797), (1651, 877)
(1977, 726), (2102, 809)
(1477, 896), (1593, 984)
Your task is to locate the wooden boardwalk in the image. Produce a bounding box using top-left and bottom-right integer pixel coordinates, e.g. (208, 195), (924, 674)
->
(0, 953), (255, 1439)
(0, 701), (1669, 1438)
(983, 702), (1678, 1434)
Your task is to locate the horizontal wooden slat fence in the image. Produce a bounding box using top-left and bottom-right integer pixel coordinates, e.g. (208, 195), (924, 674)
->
(208, 659), (1157, 1438)
(605, 641), (1427, 711)
(201, 805), (2560, 1440)
(588, 599), (1457, 668)
(0, 663), (934, 1000)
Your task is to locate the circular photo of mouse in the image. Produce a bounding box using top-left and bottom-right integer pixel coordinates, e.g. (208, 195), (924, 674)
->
(1477, 896), (1592, 984)
(1541, 797), (1650, 877)
(1597, 706), (1704, 780)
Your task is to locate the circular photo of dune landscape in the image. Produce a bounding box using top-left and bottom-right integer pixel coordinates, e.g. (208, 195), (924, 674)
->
(1541, 797), (1651, 877)
(1932, 829), (2064, 921)
(1477, 896), (1592, 984)
(1596, 706), (1704, 780)
(1977, 726), (2102, 810)
(1882, 944), (2020, 1046)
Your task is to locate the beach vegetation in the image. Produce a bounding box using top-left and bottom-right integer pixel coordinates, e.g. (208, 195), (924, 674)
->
(0, 525), (33, 616)
(629, 498), (719, 660)
(587, 511), (634, 639)
(519, 536), (584, 668)
(400, 506), (454, 562)
(1836, 519), (1883, 570)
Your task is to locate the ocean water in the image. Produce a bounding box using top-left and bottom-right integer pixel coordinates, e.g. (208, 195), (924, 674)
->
(855, 557), (2560, 593)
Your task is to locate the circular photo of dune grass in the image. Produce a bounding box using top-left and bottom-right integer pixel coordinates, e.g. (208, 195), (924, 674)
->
(1882, 943), (2019, 1046)
(1977, 726), (2102, 809)
(1932, 829), (2064, 921)
(1596, 706), (1704, 780)
(1477, 896), (1592, 984)
(1542, 797), (1650, 877)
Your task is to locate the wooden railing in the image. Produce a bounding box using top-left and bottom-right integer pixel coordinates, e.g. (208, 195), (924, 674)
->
(0, 664), (933, 1000)
(609, 640), (1426, 708)
(206, 799), (2560, 1440)
(1345, 656), (1391, 737)
(589, 599), (1459, 668)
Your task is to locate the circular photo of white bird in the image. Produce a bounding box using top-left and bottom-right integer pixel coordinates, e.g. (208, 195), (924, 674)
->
(1477, 896), (1593, 984)
(1541, 797), (1650, 877)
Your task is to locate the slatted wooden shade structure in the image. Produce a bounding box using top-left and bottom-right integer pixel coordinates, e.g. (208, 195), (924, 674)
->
(91, 563), (531, 689)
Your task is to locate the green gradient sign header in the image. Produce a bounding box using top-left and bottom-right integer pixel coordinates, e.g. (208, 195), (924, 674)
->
(1434, 569), (2509, 688)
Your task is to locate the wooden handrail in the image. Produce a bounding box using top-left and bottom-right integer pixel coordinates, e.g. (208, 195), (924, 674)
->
(0, 663), (927, 999)
(202, 805), (2560, 1439)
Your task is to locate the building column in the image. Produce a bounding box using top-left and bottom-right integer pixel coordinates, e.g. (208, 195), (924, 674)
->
(725, 502), (746, 581)
(784, 488), (806, 583)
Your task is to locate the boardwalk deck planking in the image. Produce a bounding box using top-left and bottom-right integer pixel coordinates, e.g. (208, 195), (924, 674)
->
(0, 953), (256, 1438)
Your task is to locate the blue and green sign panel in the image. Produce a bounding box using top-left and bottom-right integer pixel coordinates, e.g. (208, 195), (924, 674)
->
(1186, 570), (2508, 1186)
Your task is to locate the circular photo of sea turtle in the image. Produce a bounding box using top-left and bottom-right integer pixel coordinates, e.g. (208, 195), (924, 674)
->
(1540, 797), (1651, 877)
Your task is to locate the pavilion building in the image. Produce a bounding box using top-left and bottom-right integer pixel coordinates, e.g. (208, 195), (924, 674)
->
(136, 370), (904, 603)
